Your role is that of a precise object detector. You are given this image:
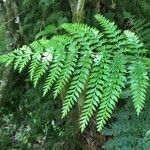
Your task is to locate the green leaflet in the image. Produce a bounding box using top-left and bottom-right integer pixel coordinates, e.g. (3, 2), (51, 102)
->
(130, 61), (149, 115)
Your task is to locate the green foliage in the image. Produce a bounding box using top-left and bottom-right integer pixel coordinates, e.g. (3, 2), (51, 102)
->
(19, 0), (69, 40)
(129, 61), (149, 115)
(0, 14), (149, 132)
(0, 85), (82, 150)
(0, 17), (6, 51)
(102, 97), (150, 150)
(0, 27), (6, 50)
(130, 17), (150, 49)
(35, 25), (57, 39)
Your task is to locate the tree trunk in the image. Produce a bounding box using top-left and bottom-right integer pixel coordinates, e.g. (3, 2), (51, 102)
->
(68, 0), (86, 22)
(0, 0), (26, 101)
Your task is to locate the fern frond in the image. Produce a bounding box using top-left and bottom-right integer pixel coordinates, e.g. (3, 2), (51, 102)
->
(53, 43), (79, 98)
(95, 14), (121, 37)
(0, 52), (15, 66)
(97, 54), (126, 131)
(61, 23), (105, 52)
(80, 51), (110, 132)
(13, 49), (24, 71)
(29, 53), (41, 80)
(30, 40), (45, 53)
(0, 14), (149, 132)
(32, 61), (49, 87)
(130, 18), (150, 49)
(43, 50), (65, 96)
(124, 30), (146, 55)
(129, 61), (149, 115)
(18, 46), (32, 73)
(48, 35), (71, 48)
(28, 38), (55, 81)
(62, 23), (99, 38)
(62, 53), (92, 118)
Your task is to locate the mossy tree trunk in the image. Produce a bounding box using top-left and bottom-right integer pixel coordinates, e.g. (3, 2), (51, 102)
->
(0, 0), (26, 101)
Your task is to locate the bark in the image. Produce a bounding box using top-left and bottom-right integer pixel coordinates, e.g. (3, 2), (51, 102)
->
(68, 0), (86, 22)
(0, 0), (26, 101)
